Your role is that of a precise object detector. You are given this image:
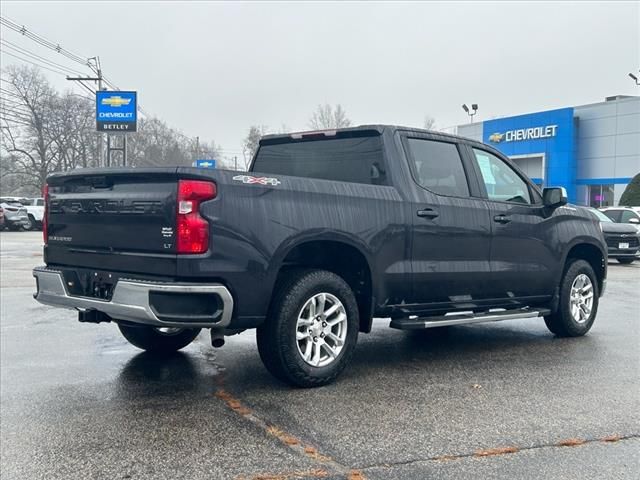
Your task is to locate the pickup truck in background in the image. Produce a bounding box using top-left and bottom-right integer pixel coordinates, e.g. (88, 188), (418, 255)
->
(33, 126), (607, 387)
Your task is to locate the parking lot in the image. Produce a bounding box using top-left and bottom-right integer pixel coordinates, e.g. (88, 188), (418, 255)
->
(1, 231), (638, 479)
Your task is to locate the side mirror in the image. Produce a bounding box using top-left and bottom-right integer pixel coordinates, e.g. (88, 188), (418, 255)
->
(629, 217), (640, 224)
(542, 187), (568, 208)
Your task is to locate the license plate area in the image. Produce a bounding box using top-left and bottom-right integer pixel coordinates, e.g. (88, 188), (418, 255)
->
(619, 242), (630, 249)
(61, 269), (118, 300)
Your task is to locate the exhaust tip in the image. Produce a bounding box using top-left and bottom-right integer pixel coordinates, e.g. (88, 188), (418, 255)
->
(211, 336), (225, 348)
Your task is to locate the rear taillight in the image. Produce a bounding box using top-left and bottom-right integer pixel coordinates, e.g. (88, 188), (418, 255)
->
(42, 184), (49, 244)
(176, 180), (216, 254)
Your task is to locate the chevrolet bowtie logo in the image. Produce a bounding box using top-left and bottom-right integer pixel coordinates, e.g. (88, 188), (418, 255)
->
(489, 132), (504, 143)
(101, 96), (131, 107)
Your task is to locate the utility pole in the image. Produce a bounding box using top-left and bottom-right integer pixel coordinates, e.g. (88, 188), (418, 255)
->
(67, 56), (104, 166)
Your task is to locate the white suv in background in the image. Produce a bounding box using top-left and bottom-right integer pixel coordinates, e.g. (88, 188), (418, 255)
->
(600, 207), (640, 232)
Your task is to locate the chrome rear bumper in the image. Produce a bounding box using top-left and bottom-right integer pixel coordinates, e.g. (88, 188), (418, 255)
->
(33, 267), (234, 328)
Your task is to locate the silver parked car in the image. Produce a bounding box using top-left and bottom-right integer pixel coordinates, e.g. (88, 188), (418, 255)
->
(0, 200), (29, 231)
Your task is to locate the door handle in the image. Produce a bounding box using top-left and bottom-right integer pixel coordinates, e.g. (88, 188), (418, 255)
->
(493, 214), (511, 224)
(417, 208), (439, 219)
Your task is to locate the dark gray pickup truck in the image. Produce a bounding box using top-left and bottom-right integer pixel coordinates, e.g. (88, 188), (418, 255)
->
(34, 126), (607, 387)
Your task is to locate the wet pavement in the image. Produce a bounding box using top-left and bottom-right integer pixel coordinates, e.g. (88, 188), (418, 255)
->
(1, 231), (639, 479)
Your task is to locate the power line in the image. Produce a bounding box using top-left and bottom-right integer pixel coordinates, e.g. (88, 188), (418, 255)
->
(0, 116), (31, 127)
(1, 16), (150, 118)
(0, 50), (71, 77)
(0, 39), (88, 76)
(0, 101), (31, 116)
(0, 106), (31, 120)
(0, 87), (23, 100)
(0, 15), (89, 66)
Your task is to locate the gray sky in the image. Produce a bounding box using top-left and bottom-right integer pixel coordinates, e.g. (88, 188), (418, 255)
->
(2, 1), (639, 158)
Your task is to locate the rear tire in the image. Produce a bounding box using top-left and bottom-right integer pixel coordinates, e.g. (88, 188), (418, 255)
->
(617, 258), (635, 264)
(257, 269), (359, 388)
(544, 259), (599, 337)
(7, 223), (22, 231)
(118, 324), (201, 353)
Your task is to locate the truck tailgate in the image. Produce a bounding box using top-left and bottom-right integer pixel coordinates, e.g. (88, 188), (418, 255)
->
(46, 169), (179, 276)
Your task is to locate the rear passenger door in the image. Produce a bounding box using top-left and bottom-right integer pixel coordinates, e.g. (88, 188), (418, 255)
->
(468, 147), (556, 300)
(403, 136), (492, 309)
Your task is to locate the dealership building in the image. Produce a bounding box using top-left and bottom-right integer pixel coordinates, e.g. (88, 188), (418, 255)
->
(456, 95), (639, 207)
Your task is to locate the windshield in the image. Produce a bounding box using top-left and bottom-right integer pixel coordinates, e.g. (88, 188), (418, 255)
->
(587, 208), (612, 222)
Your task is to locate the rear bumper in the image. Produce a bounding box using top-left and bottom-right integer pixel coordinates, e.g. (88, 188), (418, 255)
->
(33, 267), (234, 329)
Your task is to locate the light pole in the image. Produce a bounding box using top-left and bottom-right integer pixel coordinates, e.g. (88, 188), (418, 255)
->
(462, 103), (478, 123)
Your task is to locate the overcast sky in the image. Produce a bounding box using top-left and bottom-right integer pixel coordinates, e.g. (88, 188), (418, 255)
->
(2, 1), (638, 157)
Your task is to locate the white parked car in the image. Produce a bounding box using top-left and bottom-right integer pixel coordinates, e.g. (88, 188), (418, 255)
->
(600, 207), (640, 233)
(0, 197), (44, 230)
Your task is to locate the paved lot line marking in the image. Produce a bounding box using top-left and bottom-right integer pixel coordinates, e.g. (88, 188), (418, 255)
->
(215, 389), (366, 479)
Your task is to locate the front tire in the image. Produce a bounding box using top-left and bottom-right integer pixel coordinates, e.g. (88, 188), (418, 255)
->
(257, 269), (359, 388)
(118, 324), (201, 353)
(544, 259), (599, 337)
(24, 215), (37, 231)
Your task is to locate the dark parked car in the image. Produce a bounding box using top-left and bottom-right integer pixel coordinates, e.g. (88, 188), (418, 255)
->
(33, 125), (607, 387)
(587, 208), (639, 264)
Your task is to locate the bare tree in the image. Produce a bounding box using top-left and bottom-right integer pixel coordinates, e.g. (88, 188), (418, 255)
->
(423, 115), (437, 131)
(0, 65), (59, 192)
(242, 125), (267, 169)
(308, 104), (351, 130)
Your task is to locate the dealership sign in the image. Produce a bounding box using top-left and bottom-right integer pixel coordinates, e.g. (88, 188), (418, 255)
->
(96, 91), (137, 132)
(489, 124), (558, 143)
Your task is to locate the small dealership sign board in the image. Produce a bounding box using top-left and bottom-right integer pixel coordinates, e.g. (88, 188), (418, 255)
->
(96, 91), (137, 132)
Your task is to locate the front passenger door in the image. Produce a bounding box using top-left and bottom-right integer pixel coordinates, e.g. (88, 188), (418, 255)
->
(470, 148), (556, 301)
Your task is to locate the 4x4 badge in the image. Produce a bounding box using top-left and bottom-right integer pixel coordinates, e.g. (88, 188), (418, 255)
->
(233, 175), (281, 186)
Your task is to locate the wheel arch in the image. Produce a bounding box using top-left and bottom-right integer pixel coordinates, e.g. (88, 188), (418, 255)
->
(562, 240), (606, 295)
(270, 236), (375, 333)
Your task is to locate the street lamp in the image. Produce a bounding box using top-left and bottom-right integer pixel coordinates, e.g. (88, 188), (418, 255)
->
(462, 103), (478, 123)
(629, 72), (639, 85)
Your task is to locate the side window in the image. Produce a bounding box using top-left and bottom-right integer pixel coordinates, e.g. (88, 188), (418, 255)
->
(602, 210), (620, 222)
(253, 136), (388, 186)
(620, 210), (639, 223)
(406, 138), (470, 197)
(472, 149), (532, 204)
(36, 199), (44, 206)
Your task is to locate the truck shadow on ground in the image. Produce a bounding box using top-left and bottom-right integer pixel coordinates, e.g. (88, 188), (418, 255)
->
(115, 351), (221, 398)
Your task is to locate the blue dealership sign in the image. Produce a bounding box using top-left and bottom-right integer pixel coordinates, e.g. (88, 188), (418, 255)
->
(482, 107), (577, 202)
(194, 159), (216, 168)
(96, 91), (137, 132)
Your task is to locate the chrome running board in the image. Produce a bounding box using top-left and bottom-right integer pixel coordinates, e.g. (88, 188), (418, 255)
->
(389, 308), (551, 330)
